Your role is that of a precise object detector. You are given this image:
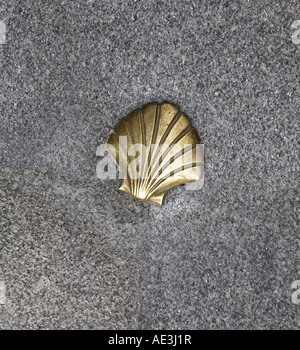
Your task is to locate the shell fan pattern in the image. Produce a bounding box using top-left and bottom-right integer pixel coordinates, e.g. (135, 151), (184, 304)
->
(107, 102), (203, 206)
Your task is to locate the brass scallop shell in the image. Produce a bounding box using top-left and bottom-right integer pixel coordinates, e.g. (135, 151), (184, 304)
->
(107, 102), (203, 206)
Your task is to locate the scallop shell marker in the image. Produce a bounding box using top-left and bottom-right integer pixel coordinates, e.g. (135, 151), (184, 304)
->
(107, 102), (203, 206)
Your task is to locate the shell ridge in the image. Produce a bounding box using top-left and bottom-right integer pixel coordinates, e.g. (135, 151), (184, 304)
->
(124, 117), (140, 196)
(110, 133), (134, 191)
(156, 111), (182, 146)
(145, 111), (182, 184)
(140, 104), (180, 194)
(139, 109), (148, 187)
(119, 118), (137, 191)
(145, 143), (196, 192)
(139, 103), (158, 188)
(135, 109), (146, 195)
(145, 125), (195, 193)
(169, 125), (194, 145)
(140, 103), (161, 194)
(145, 148), (199, 196)
(146, 162), (202, 199)
(148, 125), (194, 176)
(136, 108), (146, 197)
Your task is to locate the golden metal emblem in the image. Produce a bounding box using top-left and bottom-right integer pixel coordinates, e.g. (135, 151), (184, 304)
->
(107, 102), (203, 206)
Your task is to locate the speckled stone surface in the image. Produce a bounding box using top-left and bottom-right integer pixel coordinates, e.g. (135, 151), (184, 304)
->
(0, 0), (299, 329)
